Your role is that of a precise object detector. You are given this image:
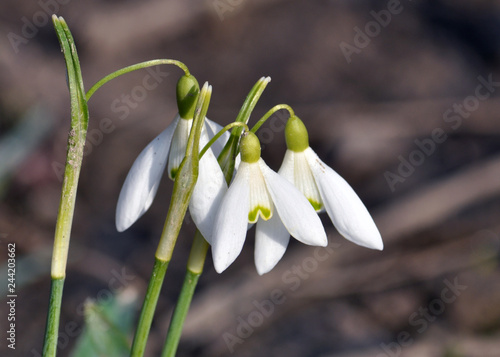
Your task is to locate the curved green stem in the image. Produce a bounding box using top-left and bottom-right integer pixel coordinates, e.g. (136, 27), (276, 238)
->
(251, 104), (294, 133)
(199, 122), (248, 159)
(86, 59), (189, 101)
(160, 231), (208, 357)
(217, 76), (271, 182)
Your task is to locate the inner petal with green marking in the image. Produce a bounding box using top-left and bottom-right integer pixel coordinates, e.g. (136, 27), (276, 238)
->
(248, 205), (272, 223)
(247, 162), (273, 223)
(294, 151), (323, 212)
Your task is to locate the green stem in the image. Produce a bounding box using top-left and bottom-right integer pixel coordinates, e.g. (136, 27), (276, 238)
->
(130, 259), (169, 357)
(161, 232), (208, 357)
(217, 76), (271, 182)
(199, 122), (248, 159)
(42, 278), (65, 357)
(160, 101), (242, 354)
(130, 84), (212, 357)
(86, 59), (189, 101)
(155, 83), (211, 261)
(250, 104), (294, 133)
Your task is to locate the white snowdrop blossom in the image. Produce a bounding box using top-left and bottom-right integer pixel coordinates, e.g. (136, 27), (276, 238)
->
(211, 131), (328, 275)
(279, 116), (383, 250)
(115, 114), (229, 233)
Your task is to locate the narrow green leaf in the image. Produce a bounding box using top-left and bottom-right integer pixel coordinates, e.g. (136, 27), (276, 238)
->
(43, 16), (91, 357)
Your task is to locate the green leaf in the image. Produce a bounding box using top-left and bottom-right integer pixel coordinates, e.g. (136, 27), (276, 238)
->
(44, 16), (91, 357)
(50, 15), (90, 279)
(72, 289), (138, 357)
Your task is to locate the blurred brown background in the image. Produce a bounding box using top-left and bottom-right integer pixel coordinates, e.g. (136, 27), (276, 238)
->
(1, 0), (500, 356)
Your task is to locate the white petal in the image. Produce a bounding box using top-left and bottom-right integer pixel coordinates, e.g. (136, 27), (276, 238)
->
(189, 129), (227, 243)
(204, 117), (231, 157)
(229, 153), (241, 183)
(116, 115), (180, 232)
(259, 159), (327, 247)
(255, 214), (290, 275)
(211, 162), (250, 273)
(277, 149), (295, 183)
(305, 148), (383, 250)
(279, 150), (323, 212)
(167, 118), (192, 179)
(234, 153), (241, 171)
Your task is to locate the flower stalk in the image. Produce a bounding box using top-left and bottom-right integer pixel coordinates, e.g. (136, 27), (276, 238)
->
(129, 82), (212, 357)
(217, 76), (271, 183)
(250, 104), (294, 133)
(86, 59), (189, 101)
(160, 231), (208, 357)
(159, 78), (271, 356)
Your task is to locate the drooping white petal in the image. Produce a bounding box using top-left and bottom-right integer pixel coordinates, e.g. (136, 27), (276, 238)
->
(211, 162), (250, 273)
(189, 127), (227, 243)
(204, 117), (231, 157)
(255, 213), (290, 275)
(167, 117), (192, 179)
(259, 159), (327, 247)
(305, 147), (383, 250)
(279, 150), (323, 212)
(116, 115), (180, 232)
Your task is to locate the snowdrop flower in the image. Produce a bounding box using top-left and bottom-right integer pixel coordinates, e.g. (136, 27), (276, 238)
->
(116, 74), (228, 232)
(211, 131), (327, 275)
(278, 115), (383, 250)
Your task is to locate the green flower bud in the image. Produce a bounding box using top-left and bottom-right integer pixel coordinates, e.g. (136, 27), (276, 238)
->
(177, 74), (200, 119)
(285, 115), (309, 152)
(240, 131), (261, 163)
